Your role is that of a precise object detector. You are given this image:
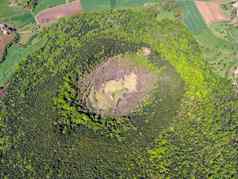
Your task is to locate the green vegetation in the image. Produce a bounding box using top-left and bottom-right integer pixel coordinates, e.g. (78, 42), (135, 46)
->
(122, 52), (161, 73)
(33, 0), (65, 14)
(81, 0), (151, 11)
(221, 0), (235, 17)
(176, 0), (237, 77)
(0, 0), (177, 87)
(9, 0), (65, 12)
(176, 0), (206, 33)
(176, 0), (226, 46)
(8, 0), (38, 9)
(210, 22), (238, 44)
(0, 6), (237, 178)
(54, 51), (164, 137)
(202, 22), (238, 77)
(0, 34), (47, 86)
(0, 0), (34, 28)
(0, 0), (36, 86)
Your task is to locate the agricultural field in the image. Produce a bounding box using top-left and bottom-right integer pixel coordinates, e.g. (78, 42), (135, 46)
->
(0, 0), (64, 87)
(0, 35), (47, 86)
(195, 0), (229, 24)
(80, 0), (150, 11)
(32, 0), (65, 14)
(0, 0), (37, 86)
(176, 0), (207, 33)
(177, 0), (237, 77)
(0, 0), (34, 28)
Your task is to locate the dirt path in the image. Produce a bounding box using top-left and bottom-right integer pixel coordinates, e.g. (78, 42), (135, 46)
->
(36, 0), (81, 26)
(195, 0), (229, 24)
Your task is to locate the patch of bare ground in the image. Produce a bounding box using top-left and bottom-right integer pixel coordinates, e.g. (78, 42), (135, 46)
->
(36, 0), (81, 26)
(0, 33), (15, 61)
(80, 54), (158, 117)
(0, 88), (5, 97)
(195, 0), (230, 24)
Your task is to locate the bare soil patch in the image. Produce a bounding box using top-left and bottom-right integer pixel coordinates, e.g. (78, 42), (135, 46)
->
(80, 55), (158, 117)
(36, 0), (81, 26)
(0, 34), (15, 61)
(195, 0), (229, 24)
(0, 88), (5, 97)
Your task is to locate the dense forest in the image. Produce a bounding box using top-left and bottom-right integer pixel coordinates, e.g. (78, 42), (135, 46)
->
(0, 5), (238, 178)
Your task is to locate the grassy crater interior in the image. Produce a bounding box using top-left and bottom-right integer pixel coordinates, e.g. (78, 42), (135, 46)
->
(80, 50), (160, 117)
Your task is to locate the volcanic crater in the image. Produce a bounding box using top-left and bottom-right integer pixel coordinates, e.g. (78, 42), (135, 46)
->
(80, 52), (159, 117)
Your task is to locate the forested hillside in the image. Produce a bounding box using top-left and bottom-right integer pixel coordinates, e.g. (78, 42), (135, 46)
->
(1, 6), (238, 178)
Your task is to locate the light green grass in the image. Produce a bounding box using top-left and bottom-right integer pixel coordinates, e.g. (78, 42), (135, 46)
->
(176, 0), (206, 33)
(124, 53), (161, 74)
(0, 0), (34, 28)
(0, 46), (25, 85)
(33, 0), (65, 15)
(80, 0), (154, 11)
(0, 36), (47, 86)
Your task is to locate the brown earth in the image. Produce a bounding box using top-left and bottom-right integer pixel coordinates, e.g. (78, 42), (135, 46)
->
(195, 0), (229, 24)
(80, 55), (158, 117)
(36, 0), (81, 26)
(0, 89), (5, 97)
(0, 34), (15, 61)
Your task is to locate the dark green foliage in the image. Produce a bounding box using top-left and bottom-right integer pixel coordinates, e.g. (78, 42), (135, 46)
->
(54, 73), (136, 140)
(149, 87), (238, 178)
(1, 7), (238, 178)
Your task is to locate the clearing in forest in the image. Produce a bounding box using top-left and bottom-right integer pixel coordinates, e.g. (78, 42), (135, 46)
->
(35, 0), (81, 26)
(195, 0), (229, 24)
